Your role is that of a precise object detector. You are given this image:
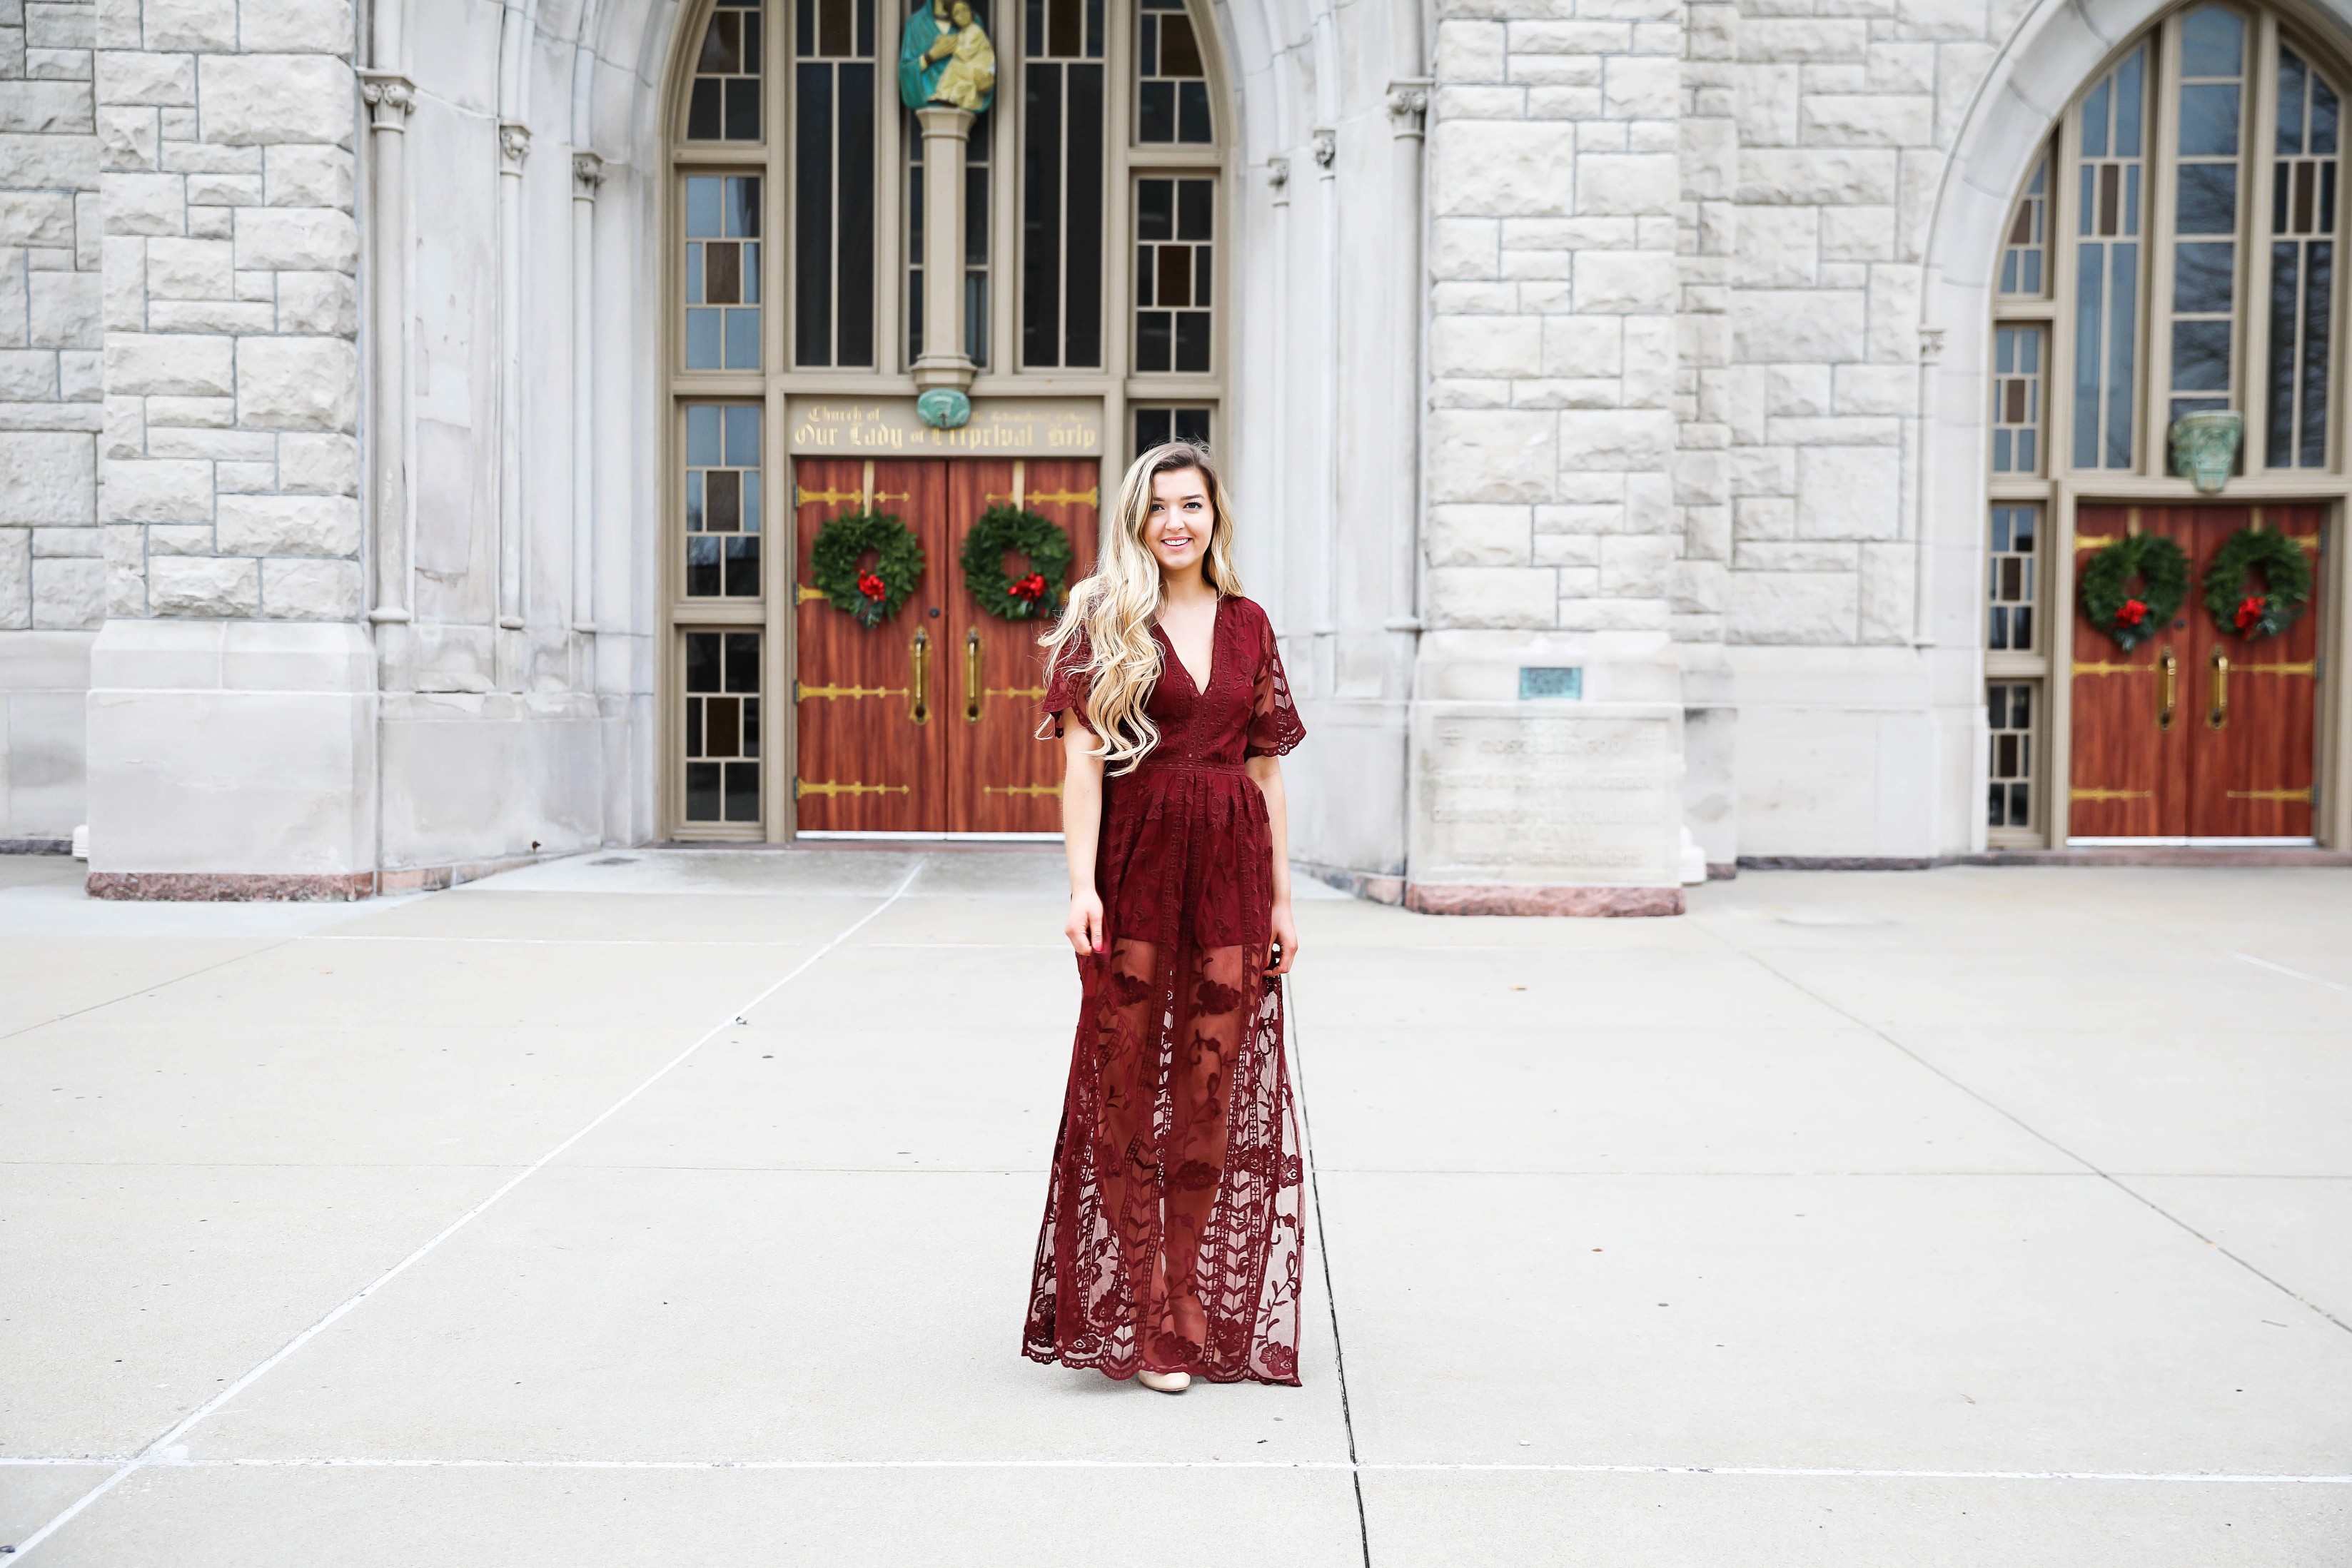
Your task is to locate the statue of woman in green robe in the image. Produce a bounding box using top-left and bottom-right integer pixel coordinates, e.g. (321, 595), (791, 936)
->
(899, 0), (995, 113)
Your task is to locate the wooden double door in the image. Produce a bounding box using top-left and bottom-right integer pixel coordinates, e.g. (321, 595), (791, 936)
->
(792, 457), (1099, 834)
(2069, 504), (2325, 841)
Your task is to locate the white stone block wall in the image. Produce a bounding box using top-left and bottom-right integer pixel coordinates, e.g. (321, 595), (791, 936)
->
(94, 0), (359, 624)
(1425, 0), (1686, 642)
(0, 0), (101, 634)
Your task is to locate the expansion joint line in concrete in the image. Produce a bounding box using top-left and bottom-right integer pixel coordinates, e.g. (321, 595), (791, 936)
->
(0, 939), (302, 1048)
(1282, 976), (1374, 1568)
(1697, 924), (2352, 1341)
(8, 858), (933, 1561)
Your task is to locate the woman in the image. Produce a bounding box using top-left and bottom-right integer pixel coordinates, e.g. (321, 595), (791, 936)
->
(1021, 442), (1306, 1394)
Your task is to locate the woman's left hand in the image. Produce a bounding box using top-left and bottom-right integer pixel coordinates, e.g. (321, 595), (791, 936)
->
(1267, 900), (1299, 976)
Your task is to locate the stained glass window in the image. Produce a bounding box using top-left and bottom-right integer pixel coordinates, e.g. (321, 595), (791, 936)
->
(1135, 176), (1211, 373)
(2073, 45), (2146, 469)
(1987, 504), (2038, 651)
(687, 0), (764, 141)
(2001, 156), (2048, 297)
(1137, 0), (1210, 143)
(1134, 405), (1210, 455)
(1992, 326), (2044, 474)
(1021, 0), (1104, 368)
(2169, 6), (2246, 433)
(684, 404), (763, 597)
(1987, 682), (2036, 829)
(2268, 45), (2338, 467)
(685, 630), (763, 823)
(794, 0), (876, 367)
(685, 175), (762, 371)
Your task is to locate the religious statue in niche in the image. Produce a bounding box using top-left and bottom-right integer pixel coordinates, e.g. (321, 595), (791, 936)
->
(899, 0), (996, 112)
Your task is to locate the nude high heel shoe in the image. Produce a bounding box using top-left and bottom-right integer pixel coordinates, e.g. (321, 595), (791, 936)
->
(1137, 1369), (1192, 1394)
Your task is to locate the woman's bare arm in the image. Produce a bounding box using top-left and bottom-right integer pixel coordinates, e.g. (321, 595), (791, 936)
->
(1061, 724), (1106, 956)
(1246, 754), (1298, 974)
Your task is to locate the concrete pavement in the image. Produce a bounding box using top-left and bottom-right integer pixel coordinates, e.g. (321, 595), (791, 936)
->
(2, 849), (2348, 1563)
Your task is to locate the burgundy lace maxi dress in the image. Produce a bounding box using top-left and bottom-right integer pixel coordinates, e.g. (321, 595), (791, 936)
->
(1024, 594), (1308, 1385)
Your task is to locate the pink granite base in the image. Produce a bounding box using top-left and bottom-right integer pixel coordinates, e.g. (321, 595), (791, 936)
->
(86, 871), (378, 902)
(1404, 881), (1686, 918)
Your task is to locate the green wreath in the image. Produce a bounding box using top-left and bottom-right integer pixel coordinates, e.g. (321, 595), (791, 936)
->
(810, 510), (925, 629)
(958, 505), (1074, 621)
(2201, 525), (2313, 642)
(2078, 532), (2191, 652)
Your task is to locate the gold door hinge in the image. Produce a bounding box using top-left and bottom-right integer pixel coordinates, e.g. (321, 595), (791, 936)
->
(2074, 533), (2122, 551)
(796, 583), (829, 605)
(795, 680), (909, 701)
(984, 783), (1062, 798)
(794, 779), (911, 799)
(2072, 659), (2152, 676)
(2069, 786), (2154, 803)
(1021, 487), (1099, 508)
(795, 487), (863, 507)
(2238, 659), (2317, 676)
(2225, 786), (2313, 803)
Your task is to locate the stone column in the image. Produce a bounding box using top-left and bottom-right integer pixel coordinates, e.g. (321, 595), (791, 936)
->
(495, 122), (530, 642)
(912, 105), (974, 391)
(360, 73), (413, 647)
(570, 152), (602, 651)
(1384, 84), (1429, 636)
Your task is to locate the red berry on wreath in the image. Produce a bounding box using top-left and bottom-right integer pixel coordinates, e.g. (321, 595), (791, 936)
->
(857, 571), (886, 601)
(2116, 597), (2148, 627)
(1011, 572), (1046, 600)
(2235, 593), (2265, 632)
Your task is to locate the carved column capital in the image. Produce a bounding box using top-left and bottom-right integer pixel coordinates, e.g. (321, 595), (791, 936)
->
(572, 151), (605, 196)
(1919, 326), (1947, 363)
(1385, 80), (1431, 139)
(499, 122), (533, 173)
(359, 72), (415, 131)
(1311, 128), (1336, 173)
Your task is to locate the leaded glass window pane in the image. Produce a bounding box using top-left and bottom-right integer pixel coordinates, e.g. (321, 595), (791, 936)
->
(1987, 681), (2037, 829)
(2168, 7), (2246, 433)
(2001, 156), (2049, 297)
(1992, 326), (2044, 475)
(684, 403), (764, 597)
(794, 0), (877, 368)
(685, 629), (763, 823)
(688, 0), (765, 141)
(1987, 503), (2039, 651)
(1021, 0), (1104, 368)
(2073, 45), (2146, 469)
(684, 175), (762, 371)
(1134, 175), (1211, 373)
(1137, 0), (1210, 143)
(2268, 45), (2339, 467)
(1133, 404), (1210, 456)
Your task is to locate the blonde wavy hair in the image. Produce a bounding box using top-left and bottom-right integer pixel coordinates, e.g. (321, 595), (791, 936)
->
(1039, 442), (1243, 774)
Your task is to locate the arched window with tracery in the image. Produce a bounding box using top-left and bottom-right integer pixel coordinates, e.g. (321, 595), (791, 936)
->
(1987, 1), (2342, 849)
(662, 0), (1231, 838)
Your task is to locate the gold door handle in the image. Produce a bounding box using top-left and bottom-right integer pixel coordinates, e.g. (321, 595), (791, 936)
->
(910, 628), (931, 726)
(2158, 647), (2176, 731)
(965, 627), (983, 723)
(2208, 649), (2229, 730)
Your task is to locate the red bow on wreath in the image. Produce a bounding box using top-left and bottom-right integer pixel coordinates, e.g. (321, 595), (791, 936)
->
(1009, 572), (1047, 601)
(2115, 597), (2149, 629)
(2234, 593), (2266, 632)
(857, 571), (887, 602)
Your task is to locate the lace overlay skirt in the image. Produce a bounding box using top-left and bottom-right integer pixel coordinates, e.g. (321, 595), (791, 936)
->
(1022, 770), (1306, 1385)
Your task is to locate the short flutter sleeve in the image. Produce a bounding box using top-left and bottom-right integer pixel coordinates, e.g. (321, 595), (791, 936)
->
(1243, 606), (1306, 759)
(1039, 633), (1099, 739)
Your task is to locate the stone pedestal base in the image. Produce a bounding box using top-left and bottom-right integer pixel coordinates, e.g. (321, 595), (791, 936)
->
(84, 619), (378, 895)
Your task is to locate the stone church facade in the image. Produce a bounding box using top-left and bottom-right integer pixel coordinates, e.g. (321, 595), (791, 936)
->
(1, 0), (2347, 903)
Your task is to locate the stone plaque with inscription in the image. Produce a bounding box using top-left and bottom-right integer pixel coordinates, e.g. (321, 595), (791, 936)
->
(1409, 703), (1682, 888)
(787, 397), (1103, 457)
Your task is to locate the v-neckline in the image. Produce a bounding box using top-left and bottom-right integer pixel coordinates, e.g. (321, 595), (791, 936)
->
(1156, 595), (1223, 697)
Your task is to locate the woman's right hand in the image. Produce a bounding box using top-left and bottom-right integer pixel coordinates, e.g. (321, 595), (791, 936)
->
(1065, 890), (1105, 957)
